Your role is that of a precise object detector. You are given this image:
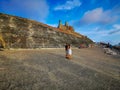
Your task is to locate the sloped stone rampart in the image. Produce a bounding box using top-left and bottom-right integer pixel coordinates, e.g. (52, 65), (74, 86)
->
(0, 13), (93, 48)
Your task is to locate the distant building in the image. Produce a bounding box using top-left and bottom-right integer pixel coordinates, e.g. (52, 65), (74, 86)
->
(58, 20), (74, 32)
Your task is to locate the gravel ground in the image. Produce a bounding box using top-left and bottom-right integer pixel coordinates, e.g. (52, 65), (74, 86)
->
(0, 47), (120, 90)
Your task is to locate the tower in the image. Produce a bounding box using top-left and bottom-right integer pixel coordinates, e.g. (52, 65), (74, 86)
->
(65, 21), (69, 27)
(58, 20), (62, 28)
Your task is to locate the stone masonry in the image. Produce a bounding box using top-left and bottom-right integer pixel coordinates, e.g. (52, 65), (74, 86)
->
(0, 13), (93, 49)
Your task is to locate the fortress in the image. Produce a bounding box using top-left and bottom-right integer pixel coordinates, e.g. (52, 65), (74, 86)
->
(58, 20), (74, 32)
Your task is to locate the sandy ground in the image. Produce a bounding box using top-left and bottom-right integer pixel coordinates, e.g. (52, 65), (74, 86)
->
(0, 47), (120, 90)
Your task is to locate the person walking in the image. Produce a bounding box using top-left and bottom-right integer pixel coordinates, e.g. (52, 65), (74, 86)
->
(66, 44), (72, 59)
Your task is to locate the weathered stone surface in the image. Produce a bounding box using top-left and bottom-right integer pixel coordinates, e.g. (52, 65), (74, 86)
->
(0, 48), (120, 90)
(0, 13), (93, 48)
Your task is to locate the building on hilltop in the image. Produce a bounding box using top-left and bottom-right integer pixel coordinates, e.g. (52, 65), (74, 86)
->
(58, 20), (74, 32)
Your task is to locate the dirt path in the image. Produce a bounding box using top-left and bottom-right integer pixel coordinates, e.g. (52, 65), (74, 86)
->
(0, 47), (120, 90)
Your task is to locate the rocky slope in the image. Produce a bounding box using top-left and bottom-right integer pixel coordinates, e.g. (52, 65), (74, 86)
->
(0, 13), (93, 49)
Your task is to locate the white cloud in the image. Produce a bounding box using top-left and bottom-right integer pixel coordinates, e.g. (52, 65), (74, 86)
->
(78, 24), (120, 37)
(108, 29), (120, 34)
(108, 24), (120, 34)
(82, 8), (103, 23)
(80, 7), (118, 25)
(77, 26), (120, 45)
(72, 5), (120, 45)
(1, 0), (49, 21)
(113, 24), (120, 29)
(54, 0), (81, 10)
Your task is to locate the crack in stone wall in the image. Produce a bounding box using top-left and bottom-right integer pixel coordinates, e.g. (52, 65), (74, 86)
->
(26, 23), (35, 48)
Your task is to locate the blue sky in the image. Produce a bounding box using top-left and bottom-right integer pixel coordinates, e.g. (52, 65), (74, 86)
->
(0, 0), (120, 45)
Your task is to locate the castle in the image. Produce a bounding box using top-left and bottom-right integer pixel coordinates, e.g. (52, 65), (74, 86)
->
(57, 20), (74, 32)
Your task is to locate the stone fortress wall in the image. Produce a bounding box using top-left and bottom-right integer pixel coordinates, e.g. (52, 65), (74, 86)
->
(0, 13), (93, 49)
